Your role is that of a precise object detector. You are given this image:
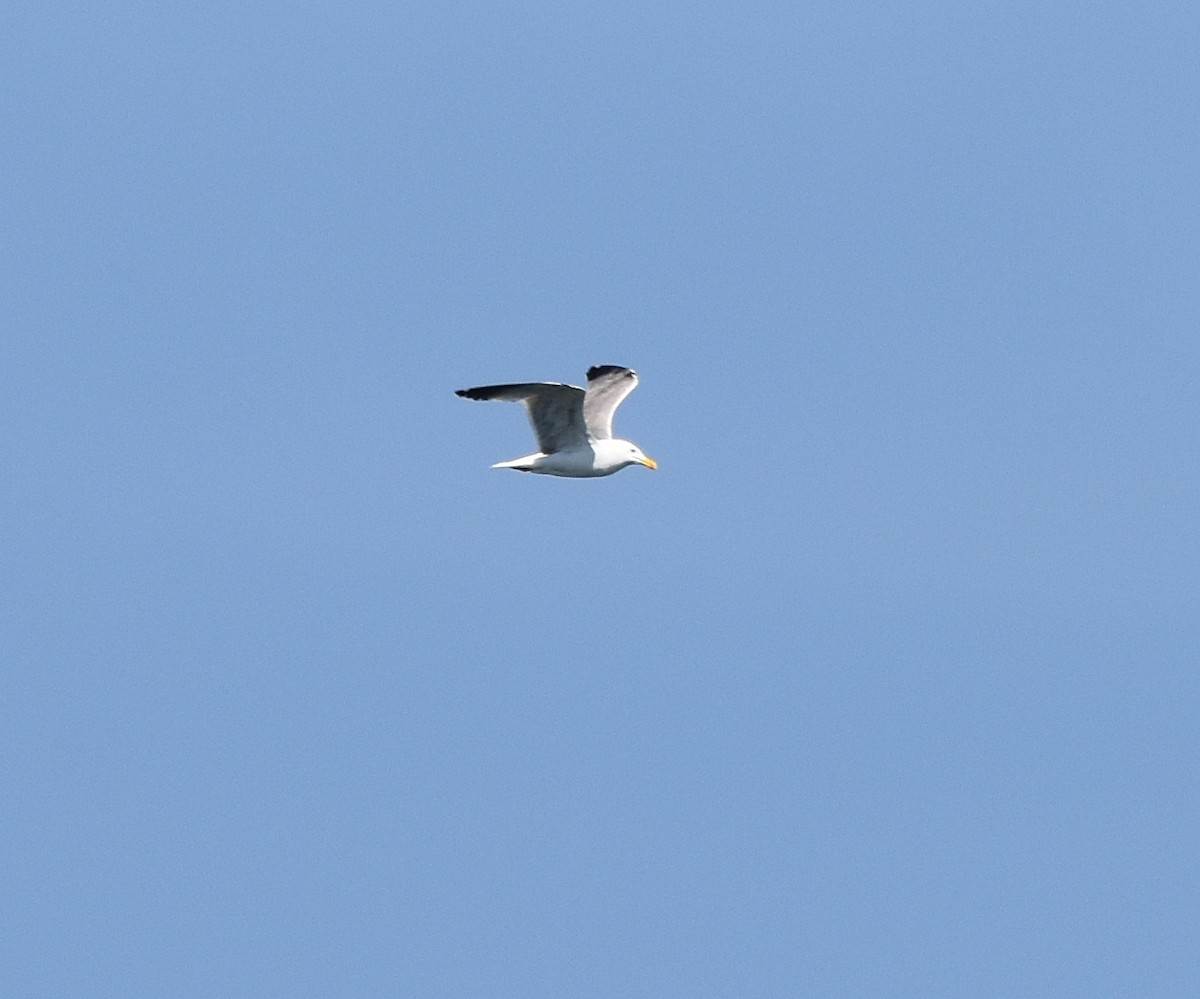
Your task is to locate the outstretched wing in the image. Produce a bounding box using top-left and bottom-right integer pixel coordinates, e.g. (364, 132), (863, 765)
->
(583, 365), (639, 440)
(455, 382), (587, 453)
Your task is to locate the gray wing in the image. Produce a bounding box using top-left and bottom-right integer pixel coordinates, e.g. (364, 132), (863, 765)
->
(455, 382), (587, 453)
(583, 365), (639, 440)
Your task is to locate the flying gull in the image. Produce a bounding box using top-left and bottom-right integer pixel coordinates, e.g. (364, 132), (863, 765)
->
(456, 365), (657, 477)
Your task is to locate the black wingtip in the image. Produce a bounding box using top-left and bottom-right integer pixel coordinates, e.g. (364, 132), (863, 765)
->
(587, 364), (634, 381)
(456, 387), (487, 399)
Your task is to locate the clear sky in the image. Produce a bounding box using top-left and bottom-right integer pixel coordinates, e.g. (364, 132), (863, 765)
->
(4, 4), (1198, 996)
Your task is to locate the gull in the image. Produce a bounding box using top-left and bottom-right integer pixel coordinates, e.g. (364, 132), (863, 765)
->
(456, 365), (658, 477)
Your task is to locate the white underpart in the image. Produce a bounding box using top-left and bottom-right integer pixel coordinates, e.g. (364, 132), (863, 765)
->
(493, 439), (652, 478)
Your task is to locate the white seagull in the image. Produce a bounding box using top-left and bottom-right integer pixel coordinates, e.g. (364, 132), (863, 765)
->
(456, 365), (657, 477)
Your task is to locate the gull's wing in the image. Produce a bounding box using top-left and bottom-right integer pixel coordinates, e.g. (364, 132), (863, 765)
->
(583, 365), (639, 440)
(455, 382), (587, 454)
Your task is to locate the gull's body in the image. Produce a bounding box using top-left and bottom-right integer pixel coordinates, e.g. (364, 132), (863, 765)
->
(456, 365), (657, 477)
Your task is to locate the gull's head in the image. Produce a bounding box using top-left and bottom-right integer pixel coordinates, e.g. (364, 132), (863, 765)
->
(595, 438), (657, 473)
(630, 445), (658, 470)
(618, 440), (657, 471)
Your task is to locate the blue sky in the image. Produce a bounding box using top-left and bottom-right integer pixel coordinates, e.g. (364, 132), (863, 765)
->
(4, 3), (1198, 995)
